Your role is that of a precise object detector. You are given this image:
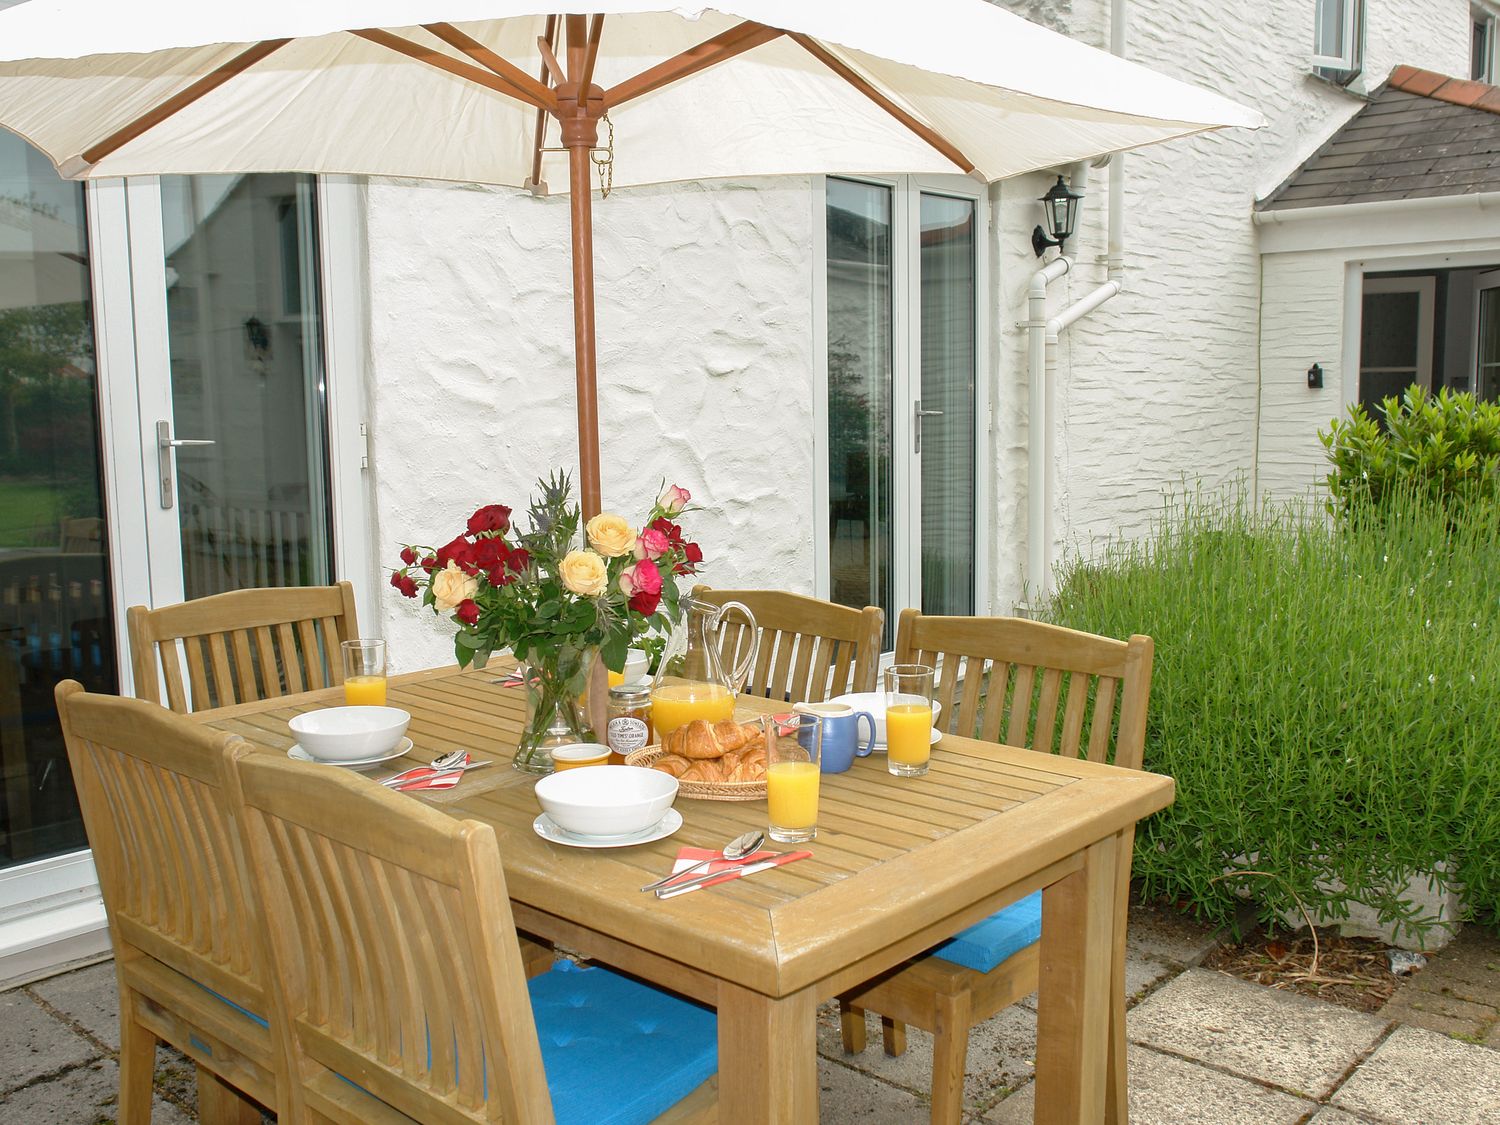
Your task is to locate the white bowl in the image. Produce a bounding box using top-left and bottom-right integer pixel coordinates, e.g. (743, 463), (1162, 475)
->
(535, 765), (678, 838)
(622, 648), (650, 686)
(288, 706), (411, 762)
(826, 693), (942, 745)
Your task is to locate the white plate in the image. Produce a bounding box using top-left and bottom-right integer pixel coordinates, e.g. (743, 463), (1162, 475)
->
(288, 737), (414, 768)
(872, 728), (943, 752)
(533, 808), (683, 849)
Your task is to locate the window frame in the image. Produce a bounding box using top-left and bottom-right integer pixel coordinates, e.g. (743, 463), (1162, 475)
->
(1312, 0), (1365, 80)
(811, 173), (991, 643)
(1473, 4), (1499, 82)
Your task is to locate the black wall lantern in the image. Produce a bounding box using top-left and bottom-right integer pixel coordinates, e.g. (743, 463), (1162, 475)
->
(1031, 175), (1084, 257)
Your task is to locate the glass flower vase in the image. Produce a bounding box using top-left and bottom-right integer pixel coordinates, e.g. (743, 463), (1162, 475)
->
(513, 646), (595, 775)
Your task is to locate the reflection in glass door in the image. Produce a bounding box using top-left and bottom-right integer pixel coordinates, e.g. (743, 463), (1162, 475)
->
(0, 133), (115, 865)
(156, 174), (333, 601)
(1475, 270), (1500, 403)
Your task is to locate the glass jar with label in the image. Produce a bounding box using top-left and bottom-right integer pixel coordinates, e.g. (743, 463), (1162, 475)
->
(606, 685), (653, 764)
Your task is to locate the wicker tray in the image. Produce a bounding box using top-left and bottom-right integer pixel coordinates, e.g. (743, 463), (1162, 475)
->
(624, 746), (767, 802)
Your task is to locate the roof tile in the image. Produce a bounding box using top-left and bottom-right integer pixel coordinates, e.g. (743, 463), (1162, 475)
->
(1390, 67), (1448, 96)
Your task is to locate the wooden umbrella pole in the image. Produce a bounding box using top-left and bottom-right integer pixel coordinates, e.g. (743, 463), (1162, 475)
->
(556, 82), (605, 522)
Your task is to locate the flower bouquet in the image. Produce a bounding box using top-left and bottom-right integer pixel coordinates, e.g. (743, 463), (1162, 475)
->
(390, 473), (702, 772)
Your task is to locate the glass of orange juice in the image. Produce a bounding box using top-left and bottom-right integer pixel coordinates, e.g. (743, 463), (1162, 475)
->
(767, 713), (821, 843)
(885, 664), (934, 777)
(341, 639), (387, 706)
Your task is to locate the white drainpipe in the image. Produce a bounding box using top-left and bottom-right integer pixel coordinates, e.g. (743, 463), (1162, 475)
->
(1025, 0), (1129, 601)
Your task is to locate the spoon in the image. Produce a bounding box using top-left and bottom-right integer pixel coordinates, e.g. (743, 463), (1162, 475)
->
(639, 828), (765, 891)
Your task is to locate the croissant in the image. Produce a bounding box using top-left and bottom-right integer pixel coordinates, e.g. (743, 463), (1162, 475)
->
(663, 719), (762, 760)
(651, 754), (692, 778)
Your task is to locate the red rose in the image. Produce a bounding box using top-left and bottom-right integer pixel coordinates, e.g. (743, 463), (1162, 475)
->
(399, 546), (417, 566)
(471, 537), (504, 569)
(628, 589), (661, 616)
(467, 504), (512, 535)
(421, 554), (438, 573)
(619, 559), (663, 614)
(389, 572), (418, 598)
(486, 565), (515, 587)
(649, 517), (684, 546)
(455, 598), (481, 625)
(436, 535), (477, 573)
(508, 548), (530, 573)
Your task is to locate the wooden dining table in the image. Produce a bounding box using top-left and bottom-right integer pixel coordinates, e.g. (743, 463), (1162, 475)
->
(202, 663), (1174, 1125)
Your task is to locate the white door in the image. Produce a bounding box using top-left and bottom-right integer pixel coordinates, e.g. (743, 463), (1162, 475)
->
(1359, 275), (1435, 413)
(1474, 269), (1500, 402)
(0, 154), (368, 977)
(818, 175), (988, 648)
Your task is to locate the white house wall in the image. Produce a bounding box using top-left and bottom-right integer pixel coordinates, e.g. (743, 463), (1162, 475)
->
(364, 176), (816, 672)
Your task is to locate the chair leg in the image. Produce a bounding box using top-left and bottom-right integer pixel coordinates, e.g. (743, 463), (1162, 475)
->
(929, 992), (972, 1125)
(196, 1064), (262, 1125)
(881, 1015), (907, 1057)
(517, 933), (556, 980)
(838, 999), (867, 1053)
(116, 994), (158, 1125)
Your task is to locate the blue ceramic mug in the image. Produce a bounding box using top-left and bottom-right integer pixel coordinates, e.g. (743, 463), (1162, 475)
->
(797, 702), (877, 773)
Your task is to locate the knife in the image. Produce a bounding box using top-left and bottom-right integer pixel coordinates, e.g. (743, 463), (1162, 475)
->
(654, 851), (810, 899)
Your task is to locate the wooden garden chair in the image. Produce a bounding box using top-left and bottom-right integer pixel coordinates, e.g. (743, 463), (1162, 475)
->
(693, 585), (883, 702)
(224, 742), (720, 1125)
(126, 581), (359, 712)
(837, 609), (1154, 1125)
(54, 681), (282, 1124)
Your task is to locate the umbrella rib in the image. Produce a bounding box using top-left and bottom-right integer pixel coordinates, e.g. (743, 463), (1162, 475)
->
(787, 33), (975, 175)
(81, 39), (290, 166)
(576, 15), (605, 105)
(602, 21), (783, 110)
(536, 35), (567, 87)
(354, 28), (552, 111)
(422, 23), (557, 109)
(530, 15), (559, 189)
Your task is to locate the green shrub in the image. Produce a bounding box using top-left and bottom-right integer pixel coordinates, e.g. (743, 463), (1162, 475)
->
(1046, 486), (1500, 934)
(1320, 385), (1500, 515)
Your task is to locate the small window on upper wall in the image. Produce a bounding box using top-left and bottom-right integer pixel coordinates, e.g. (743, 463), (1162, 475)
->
(1313, 0), (1364, 83)
(1473, 6), (1497, 81)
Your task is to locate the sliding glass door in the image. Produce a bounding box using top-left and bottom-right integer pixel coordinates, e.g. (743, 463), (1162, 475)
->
(823, 176), (984, 644)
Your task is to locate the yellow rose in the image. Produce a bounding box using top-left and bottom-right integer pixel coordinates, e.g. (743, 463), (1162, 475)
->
(560, 549), (608, 596)
(585, 512), (637, 558)
(430, 561), (478, 612)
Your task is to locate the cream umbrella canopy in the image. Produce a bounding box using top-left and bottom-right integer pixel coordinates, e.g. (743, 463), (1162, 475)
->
(0, 0), (1261, 516)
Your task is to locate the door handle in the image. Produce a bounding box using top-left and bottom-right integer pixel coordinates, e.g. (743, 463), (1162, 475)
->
(156, 419), (215, 509)
(914, 400), (944, 454)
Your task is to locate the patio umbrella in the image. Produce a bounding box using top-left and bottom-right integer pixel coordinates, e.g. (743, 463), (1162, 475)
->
(0, 0), (1261, 518)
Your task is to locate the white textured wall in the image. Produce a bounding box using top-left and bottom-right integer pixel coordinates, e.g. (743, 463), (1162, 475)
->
(985, 0), (1468, 610)
(363, 177), (815, 672)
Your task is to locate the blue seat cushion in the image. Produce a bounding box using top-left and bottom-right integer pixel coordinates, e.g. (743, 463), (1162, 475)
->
(530, 960), (718, 1125)
(930, 891), (1043, 973)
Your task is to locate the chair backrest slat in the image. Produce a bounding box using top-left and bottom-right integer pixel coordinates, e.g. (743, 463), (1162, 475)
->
(226, 746), (553, 1123)
(127, 582), (358, 713)
(894, 609), (1153, 772)
(695, 587), (884, 703)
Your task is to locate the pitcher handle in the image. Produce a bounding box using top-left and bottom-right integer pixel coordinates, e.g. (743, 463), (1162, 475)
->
(717, 600), (760, 694)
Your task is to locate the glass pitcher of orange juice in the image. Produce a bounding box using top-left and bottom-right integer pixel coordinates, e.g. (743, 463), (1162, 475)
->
(648, 597), (758, 737)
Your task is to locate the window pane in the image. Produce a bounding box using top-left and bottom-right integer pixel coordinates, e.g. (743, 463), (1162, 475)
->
(0, 132), (115, 865)
(1315, 0), (1347, 57)
(1361, 291), (1420, 369)
(918, 194), (975, 618)
(160, 175), (333, 598)
(826, 179), (893, 646)
(1478, 287), (1500, 403)
(1473, 19), (1490, 80)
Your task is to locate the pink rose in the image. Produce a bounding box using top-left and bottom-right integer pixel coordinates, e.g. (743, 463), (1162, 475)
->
(635, 526), (670, 560)
(619, 558), (663, 601)
(658, 484), (690, 516)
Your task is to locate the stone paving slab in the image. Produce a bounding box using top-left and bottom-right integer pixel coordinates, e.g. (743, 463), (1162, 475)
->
(1308, 1107), (1386, 1123)
(29, 963), (122, 1052)
(0, 1057), (194, 1125)
(815, 1056), (930, 1123)
(1125, 903), (1223, 966)
(1127, 968), (1389, 1099)
(1016, 956), (1176, 1012)
(1380, 924), (1500, 1045)
(1329, 1025), (1500, 1123)
(0, 991), (95, 1094)
(981, 1045), (1318, 1124)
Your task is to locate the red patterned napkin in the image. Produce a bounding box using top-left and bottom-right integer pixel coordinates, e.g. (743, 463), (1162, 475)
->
(656, 845), (812, 898)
